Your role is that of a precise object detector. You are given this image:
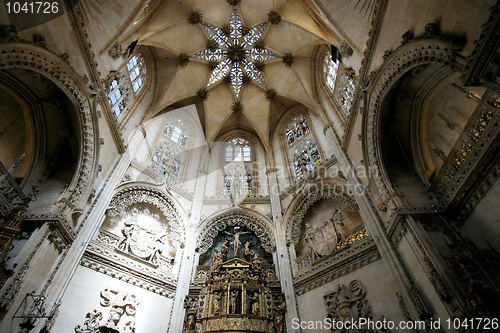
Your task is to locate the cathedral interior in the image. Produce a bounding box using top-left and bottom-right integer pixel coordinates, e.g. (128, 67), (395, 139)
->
(0, 0), (499, 332)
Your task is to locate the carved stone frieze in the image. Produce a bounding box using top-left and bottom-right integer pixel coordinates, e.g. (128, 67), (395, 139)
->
(294, 233), (380, 295)
(197, 211), (275, 254)
(429, 97), (499, 210)
(81, 250), (176, 298)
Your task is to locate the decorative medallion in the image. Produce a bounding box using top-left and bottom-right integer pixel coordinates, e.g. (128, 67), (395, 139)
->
(192, 6), (279, 99)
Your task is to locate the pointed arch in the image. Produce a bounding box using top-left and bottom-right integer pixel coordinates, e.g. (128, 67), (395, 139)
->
(196, 208), (275, 254)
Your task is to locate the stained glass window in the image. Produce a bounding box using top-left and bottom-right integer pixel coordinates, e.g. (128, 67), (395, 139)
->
(284, 114), (321, 178)
(150, 142), (181, 182)
(285, 115), (310, 146)
(164, 120), (188, 147)
(292, 140), (322, 178)
(224, 165), (252, 196)
(324, 50), (356, 115)
(338, 77), (356, 115)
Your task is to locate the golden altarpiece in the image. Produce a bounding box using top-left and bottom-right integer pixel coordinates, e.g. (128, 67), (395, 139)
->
(183, 226), (286, 333)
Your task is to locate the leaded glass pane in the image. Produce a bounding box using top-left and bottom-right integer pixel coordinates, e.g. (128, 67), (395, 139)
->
(133, 77), (143, 92)
(226, 145), (233, 162)
(224, 165), (252, 196)
(245, 48), (279, 62)
(230, 63), (243, 98)
(109, 89), (121, 106)
(229, 8), (243, 45)
(128, 56), (138, 71)
(242, 59), (265, 86)
(241, 23), (267, 48)
(208, 59), (232, 86)
(203, 23), (231, 49)
(324, 53), (338, 91)
(192, 48), (226, 62)
(243, 145), (251, 161)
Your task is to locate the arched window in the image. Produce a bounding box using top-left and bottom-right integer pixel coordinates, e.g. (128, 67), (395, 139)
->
(151, 118), (188, 182)
(164, 119), (188, 148)
(324, 51), (338, 91)
(107, 54), (146, 120)
(107, 77), (127, 119)
(323, 49), (356, 116)
(127, 54), (146, 93)
(223, 137), (254, 196)
(284, 114), (322, 179)
(150, 142), (181, 182)
(225, 138), (251, 162)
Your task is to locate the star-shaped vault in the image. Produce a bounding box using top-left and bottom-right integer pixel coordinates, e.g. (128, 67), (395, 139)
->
(192, 6), (279, 99)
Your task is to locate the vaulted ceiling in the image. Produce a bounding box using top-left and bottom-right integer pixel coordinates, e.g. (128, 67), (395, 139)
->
(121, 0), (337, 150)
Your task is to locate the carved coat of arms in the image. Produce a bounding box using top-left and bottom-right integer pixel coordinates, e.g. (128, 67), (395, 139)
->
(117, 219), (168, 262)
(304, 209), (345, 257)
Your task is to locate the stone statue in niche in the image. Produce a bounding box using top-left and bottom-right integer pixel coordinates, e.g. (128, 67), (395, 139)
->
(224, 229), (250, 257)
(246, 291), (259, 315)
(274, 301), (286, 332)
(304, 209), (345, 257)
(250, 250), (262, 272)
(324, 280), (371, 325)
(230, 290), (239, 314)
(184, 296), (199, 333)
(212, 292), (221, 315)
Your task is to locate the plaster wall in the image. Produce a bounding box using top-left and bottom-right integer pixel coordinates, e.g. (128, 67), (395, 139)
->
(461, 176), (500, 253)
(296, 259), (404, 332)
(52, 266), (173, 333)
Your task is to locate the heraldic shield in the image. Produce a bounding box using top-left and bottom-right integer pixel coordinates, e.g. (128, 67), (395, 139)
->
(128, 225), (165, 259)
(307, 220), (338, 257)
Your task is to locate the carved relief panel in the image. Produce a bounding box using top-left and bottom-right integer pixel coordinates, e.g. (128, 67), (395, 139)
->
(75, 287), (139, 333)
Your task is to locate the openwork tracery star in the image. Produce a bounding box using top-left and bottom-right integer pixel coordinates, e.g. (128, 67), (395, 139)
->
(192, 6), (279, 99)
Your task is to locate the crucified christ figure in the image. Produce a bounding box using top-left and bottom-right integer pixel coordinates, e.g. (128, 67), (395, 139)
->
(224, 230), (250, 257)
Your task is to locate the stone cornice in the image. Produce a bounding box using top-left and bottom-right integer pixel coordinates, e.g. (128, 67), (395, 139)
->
(294, 238), (380, 295)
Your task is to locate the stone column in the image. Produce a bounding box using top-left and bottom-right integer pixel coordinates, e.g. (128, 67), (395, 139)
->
(266, 167), (300, 332)
(168, 167), (208, 332)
